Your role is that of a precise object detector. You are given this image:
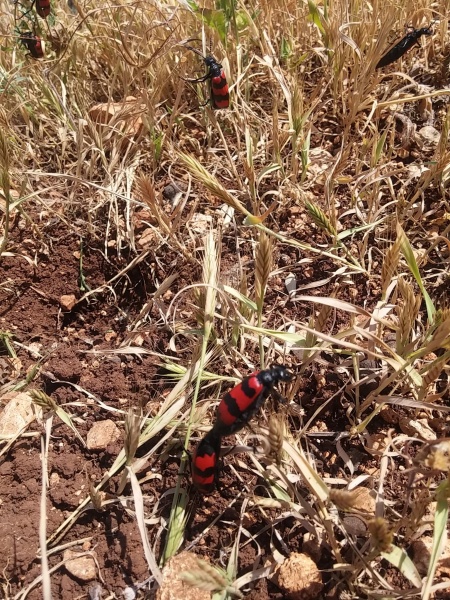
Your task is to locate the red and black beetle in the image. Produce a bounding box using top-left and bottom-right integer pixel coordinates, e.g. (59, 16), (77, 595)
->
(184, 45), (230, 109)
(19, 32), (44, 58)
(212, 365), (293, 437)
(36, 0), (51, 18)
(191, 430), (222, 493)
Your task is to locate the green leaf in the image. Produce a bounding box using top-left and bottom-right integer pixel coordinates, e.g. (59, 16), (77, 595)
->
(307, 0), (325, 34)
(223, 284), (258, 311)
(235, 11), (249, 30)
(280, 36), (292, 60)
(380, 545), (422, 587)
(337, 218), (384, 240)
(399, 227), (436, 323)
(195, 9), (227, 43)
(422, 480), (449, 600)
(374, 128), (389, 163)
(54, 406), (86, 447)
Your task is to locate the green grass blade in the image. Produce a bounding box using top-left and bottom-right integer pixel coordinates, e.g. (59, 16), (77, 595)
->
(380, 545), (421, 587)
(399, 227), (435, 323)
(422, 480), (450, 600)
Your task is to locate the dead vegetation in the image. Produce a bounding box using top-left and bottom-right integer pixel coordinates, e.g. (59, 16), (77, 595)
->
(0, 0), (450, 598)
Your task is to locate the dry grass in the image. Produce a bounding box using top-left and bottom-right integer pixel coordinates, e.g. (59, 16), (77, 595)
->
(1, 0), (450, 597)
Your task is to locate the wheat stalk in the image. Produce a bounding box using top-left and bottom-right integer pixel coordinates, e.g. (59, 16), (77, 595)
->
(202, 229), (219, 341)
(0, 129), (12, 259)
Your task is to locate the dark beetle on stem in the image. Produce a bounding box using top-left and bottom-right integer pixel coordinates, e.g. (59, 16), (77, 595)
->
(376, 26), (433, 69)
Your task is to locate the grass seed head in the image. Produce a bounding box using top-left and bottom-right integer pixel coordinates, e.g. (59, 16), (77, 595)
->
(268, 416), (285, 466)
(305, 200), (337, 238)
(368, 517), (393, 553)
(30, 389), (58, 411)
(124, 410), (141, 465)
(414, 439), (450, 473)
(396, 277), (420, 353)
(178, 153), (250, 217)
(381, 235), (401, 299)
(181, 557), (228, 593)
(329, 488), (365, 512)
(422, 355), (449, 390)
(89, 481), (107, 512)
(255, 231), (272, 310)
(136, 175), (172, 236)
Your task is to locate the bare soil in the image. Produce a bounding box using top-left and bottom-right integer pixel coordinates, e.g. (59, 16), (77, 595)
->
(0, 202), (427, 600)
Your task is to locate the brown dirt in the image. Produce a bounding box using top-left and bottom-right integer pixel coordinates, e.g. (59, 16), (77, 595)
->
(1, 194), (448, 598)
(0, 211), (347, 599)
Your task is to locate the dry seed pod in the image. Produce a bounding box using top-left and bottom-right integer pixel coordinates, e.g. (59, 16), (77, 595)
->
(329, 488), (374, 513)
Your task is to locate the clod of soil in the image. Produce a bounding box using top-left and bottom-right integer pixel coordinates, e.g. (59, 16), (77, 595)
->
(271, 552), (323, 600)
(86, 419), (121, 450)
(157, 552), (212, 600)
(63, 549), (97, 581)
(0, 391), (40, 435)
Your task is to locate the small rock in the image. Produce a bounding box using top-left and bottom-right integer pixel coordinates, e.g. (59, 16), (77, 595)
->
(271, 552), (323, 600)
(350, 487), (376, 514)
(60, 294), (77, 311)
(87, 420), (120, 450)
(49, 472), (60, 487)
(0, 391), (41, 436)
(162, 181), (184, 207)
(63, 549), (96, 581)
(285, 273), (296, 298)
(138, 228), (157, 249)
(189, 213), (212, 234)
(216, 203), (234, 228)
(399, 417), (436, 441)
(104, 331), (117, 342)
(418, 126), (440, 145)
(88, 582), (103, 600)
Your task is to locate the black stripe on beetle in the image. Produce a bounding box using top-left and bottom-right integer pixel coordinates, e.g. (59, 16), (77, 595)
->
(376, 26), (433, 69)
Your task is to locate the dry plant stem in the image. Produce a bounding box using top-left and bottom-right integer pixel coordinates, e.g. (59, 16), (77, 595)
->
(164, 231), (218, 563)
(207, 108), (243, 188)
(255, 231), (272, 366)
(254, 223), (366, 273)
(0, 130), (11, 260)
(128, 466), (163, 585)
